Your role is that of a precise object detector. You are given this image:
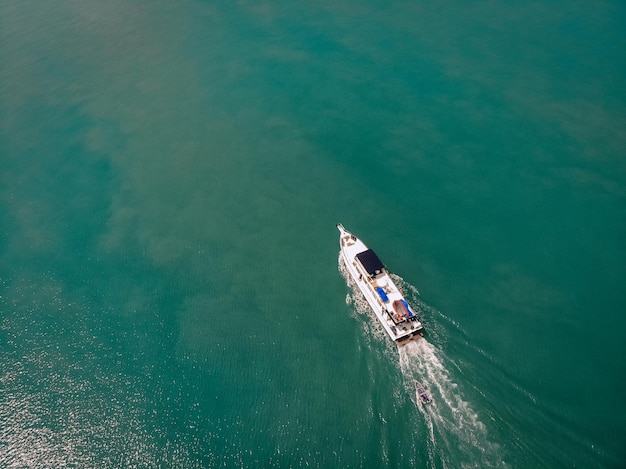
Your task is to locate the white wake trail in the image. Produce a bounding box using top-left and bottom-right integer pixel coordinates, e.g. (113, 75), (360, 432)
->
(399, 340), (507, 467)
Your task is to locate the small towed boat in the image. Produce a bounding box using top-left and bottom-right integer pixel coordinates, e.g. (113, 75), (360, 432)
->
(415, 381), (431, 405)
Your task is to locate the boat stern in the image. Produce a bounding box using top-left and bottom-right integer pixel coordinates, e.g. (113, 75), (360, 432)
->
(395, 329), (424, 346)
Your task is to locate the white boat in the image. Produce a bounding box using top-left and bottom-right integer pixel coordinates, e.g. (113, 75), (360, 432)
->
(337, 223), (424, 345)
(415, 380), (432, 405)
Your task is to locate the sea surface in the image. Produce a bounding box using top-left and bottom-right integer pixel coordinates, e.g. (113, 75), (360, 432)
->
(1, 0), (625, 467)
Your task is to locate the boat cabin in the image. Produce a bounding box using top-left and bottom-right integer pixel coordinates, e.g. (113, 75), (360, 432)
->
(355, 249), (386, 279)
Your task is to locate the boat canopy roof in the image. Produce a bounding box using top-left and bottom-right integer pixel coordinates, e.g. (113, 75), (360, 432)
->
(356, 249), (385, 276)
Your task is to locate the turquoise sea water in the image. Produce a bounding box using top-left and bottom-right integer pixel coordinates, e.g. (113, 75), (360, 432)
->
(1, 0), (625, 467)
